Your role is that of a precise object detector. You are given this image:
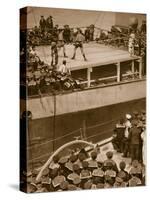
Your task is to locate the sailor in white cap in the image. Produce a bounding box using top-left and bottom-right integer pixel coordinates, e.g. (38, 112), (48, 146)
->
(123, 114), (132, 157)
(128, 31), (135, 57)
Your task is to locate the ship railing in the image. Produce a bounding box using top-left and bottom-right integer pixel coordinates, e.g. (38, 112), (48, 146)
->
(75, 57), (144, 88)
(79, 71), (141, 87)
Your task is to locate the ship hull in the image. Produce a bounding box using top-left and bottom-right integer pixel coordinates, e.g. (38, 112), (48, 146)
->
(22, 79), (146, 166)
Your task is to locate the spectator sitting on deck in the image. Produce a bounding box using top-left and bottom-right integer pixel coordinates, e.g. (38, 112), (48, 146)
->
(103, 151), (118, 173)
(58, 60), (70, 75)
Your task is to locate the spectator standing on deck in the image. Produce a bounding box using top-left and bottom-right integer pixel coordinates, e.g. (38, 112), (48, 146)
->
(71, 29), (87, 61)
(123, 114), (132, 157)
(128, 31), (135, 57)
(140, 20), (146, 34)
(46, 15), (53, 32)
(141, 126), (146, 166)
(85, 27), (90, 42)
(39, 16), (46, 33)
(129, 120), (141, 161)
(89, 24), (95, 41)
(112, 118), (126, 153)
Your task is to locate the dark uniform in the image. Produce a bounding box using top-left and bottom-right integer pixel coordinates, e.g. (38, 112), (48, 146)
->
(63, 25), (71, 43)
(103, 151), (118, 173)
(112, 119), (125, 152)
(117, 161), (129, 182)
(85, 27), (90, 42)
(129, 121), (142, 161)
(39, 16), (46, 33)
(46, 16), (53, 32)
(140, 20), (146, 34)
(92, 168), (104, 184)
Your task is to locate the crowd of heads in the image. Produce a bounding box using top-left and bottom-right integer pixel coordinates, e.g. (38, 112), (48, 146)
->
(25, 14), (146, 55)
(20, 15), (147, 97)
(24, 146), (145, 193)
(26, 15), (96, 47)
(20, 44), (83, 97)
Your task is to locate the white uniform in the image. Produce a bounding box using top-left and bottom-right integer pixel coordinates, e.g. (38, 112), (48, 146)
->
(128, 33), (135, 56)
(141, 129), (146, 165)
(58, 64), (70, 74)
(124, 120), (132, 138)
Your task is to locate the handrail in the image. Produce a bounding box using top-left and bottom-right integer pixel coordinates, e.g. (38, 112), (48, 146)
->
(27, 77), (146, 99)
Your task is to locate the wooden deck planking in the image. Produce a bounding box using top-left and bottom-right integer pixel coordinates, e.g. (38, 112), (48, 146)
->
(35, 43), (139, 71)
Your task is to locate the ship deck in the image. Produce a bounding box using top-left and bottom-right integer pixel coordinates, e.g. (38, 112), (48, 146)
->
(36, 43), (139, 71)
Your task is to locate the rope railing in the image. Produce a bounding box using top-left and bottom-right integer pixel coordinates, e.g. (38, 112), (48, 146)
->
(28, 127), (114, 163)
(27, 128), (81, 150)
(86, 128), (113, 140)
(27, 117), (119, 151)
(86, 118), (118, 130)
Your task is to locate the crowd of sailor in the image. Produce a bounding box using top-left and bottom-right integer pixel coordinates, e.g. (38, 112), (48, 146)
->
(24, 148), (145, 193)
(21, 109), (146, 193)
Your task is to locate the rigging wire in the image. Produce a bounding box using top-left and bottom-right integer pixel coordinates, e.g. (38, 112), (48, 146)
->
(26, 116), (119, 150)
(28, 127), (113, 162)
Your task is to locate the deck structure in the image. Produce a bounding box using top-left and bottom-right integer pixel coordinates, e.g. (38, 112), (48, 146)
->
(36, 43), (143, 88)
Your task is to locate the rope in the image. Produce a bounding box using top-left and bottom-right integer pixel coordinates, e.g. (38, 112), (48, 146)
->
(26, 128), (81, 150)
(26, 117), (118, 150)
(86, 118), (118, 130)
(28, 127), (113, 163)
(26, 116), (118, 152)
(86, 128), (113, 140)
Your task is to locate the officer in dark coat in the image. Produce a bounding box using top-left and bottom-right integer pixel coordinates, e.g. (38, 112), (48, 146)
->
(140, 20), (146, 34)
(112, 118), (126, 153)
(39, 16), (46, 33)
(84, 27), (90, 42)
(46, 16), (53, 32)
(129, 120), (142, 161)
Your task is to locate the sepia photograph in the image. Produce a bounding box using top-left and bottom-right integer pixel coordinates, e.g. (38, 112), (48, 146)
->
(20, 6), (146, 193)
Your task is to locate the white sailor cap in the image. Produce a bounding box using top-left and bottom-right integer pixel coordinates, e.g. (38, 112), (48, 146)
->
(126, 114), (132, 119)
